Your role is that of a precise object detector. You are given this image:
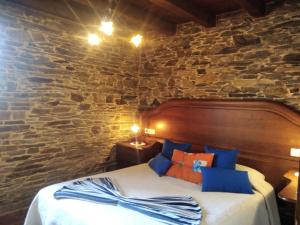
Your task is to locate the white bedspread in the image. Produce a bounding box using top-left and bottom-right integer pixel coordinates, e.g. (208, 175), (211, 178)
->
(24, 164), (281, 225)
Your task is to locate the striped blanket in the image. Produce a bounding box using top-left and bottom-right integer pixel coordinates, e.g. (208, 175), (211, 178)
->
(54, 177), (202, 225)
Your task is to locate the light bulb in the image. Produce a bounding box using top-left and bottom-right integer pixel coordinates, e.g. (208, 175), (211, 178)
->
(87, 33), (101, 46)
(290, 148), (300, 157)
(131, 124), (140, 133)
(130, 34), (142, 47)
(99, 21), (114, 36)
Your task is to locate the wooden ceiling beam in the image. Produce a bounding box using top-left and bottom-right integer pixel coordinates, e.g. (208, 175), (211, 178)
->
(69, 0), (177, 34)
(148, 0), (216, 27)
(116, 0), (176, 34)
(234, 0), (266, 17)
(9, 0), (176, 34)
(9, 0), (99, 25)
(70, 0), (89, 5)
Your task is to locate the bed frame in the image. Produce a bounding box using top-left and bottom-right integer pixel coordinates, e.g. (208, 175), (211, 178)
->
(140, 99), (300, 191)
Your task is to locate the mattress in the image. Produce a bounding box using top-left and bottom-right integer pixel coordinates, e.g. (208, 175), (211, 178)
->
(24, 164), (281, 225)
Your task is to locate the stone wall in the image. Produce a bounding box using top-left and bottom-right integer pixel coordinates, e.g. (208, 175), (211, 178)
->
(0, 1), (139, 220)
(139, 0), (300, 111)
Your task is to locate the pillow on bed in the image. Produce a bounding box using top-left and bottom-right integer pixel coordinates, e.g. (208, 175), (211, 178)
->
(204, 145), (239, 170)
(162, 139), (192, 159)
(201, 167), (254, 194)
(166, 149), (214, 184)
(236, 164), (265, 188)
(148, 153), (172, 176)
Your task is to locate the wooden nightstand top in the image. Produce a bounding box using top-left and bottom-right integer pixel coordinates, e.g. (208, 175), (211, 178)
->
(116, 140), (162, 168)
(278, 169), (298, 203)
(116, 141), (157, 150)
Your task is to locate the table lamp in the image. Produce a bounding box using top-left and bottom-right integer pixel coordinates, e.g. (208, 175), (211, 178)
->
(290, 148), (300, 177)
(130, 124), (145, 147)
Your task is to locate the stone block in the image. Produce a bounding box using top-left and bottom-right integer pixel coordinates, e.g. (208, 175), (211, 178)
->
(165, 59), (178, 66)
(228, 92), (257, 97)
(28, 77), (53, 83)
(233, 34), (261, 47)
(283, 53), (300, 65)
(197, 69), (206, 75)
(143, 62), (154, 73)
(71, 93), (84, 102)
(106, 95), (114, 103)
(46, 120), (71, 126)
(4, 120), (25, 125)
(264, 87), (288, 97)
(78, 104), (90, 110)
(0, 102), (8, 110)
(12, 111), (26, 120)
(0, 111), (10, 120)
(31, 108), (50, 115)
(30, 31), (46, 42)
(0, 125), (30, 133)
(216, 46), (238, 54)
(5, 155), (31, 163)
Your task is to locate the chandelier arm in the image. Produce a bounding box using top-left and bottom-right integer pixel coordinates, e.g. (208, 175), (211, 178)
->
(63, 0), (88, 32)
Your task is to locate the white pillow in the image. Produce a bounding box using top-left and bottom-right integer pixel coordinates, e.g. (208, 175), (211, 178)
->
(236, 164), (265, 188)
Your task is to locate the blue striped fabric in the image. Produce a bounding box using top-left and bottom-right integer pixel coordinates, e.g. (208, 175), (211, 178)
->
(54, 177), (202, 225)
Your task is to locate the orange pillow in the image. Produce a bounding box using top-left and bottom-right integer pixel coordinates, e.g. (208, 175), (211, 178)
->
(166, 149), (214, 184)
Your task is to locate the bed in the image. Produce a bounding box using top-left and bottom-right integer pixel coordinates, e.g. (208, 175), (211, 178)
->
(24, 99), (300, 225)
(25, 164), (279, 225)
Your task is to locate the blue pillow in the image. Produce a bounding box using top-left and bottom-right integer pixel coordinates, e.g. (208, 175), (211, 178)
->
(201, 167), (254, 194)
(162, 139), (191, 159)
(204, 145), (239, 170)
(148, 153), (172, 176)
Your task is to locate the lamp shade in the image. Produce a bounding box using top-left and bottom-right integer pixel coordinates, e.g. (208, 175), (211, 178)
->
(290, 148), (300, 157)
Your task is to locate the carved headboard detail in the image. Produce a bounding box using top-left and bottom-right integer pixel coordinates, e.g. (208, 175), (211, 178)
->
(140, 99), (300, 191)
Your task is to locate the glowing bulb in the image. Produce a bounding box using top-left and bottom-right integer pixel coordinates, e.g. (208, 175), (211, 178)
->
(99, 21), (114, 36)
(130, 34), (142, 47)
(290, 148), (300, 157)
(144, 128), (155, 135)
(156, 122), (166, 130)
(87, 33), (101, 46)
(131, 124), (140, 134)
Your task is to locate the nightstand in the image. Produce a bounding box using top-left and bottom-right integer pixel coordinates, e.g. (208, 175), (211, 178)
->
(116, 141), (162, 168)
(277, 169), (298, 225)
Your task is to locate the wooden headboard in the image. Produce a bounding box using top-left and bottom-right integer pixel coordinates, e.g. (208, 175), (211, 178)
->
(140, 99), (300, 191)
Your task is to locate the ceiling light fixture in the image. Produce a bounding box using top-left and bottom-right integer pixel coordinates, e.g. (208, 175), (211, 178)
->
(99, 21), (114, 36)
(66, 0), (146, 48)
(87, 33), (101, 46)
(130, 34), (143, 47)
